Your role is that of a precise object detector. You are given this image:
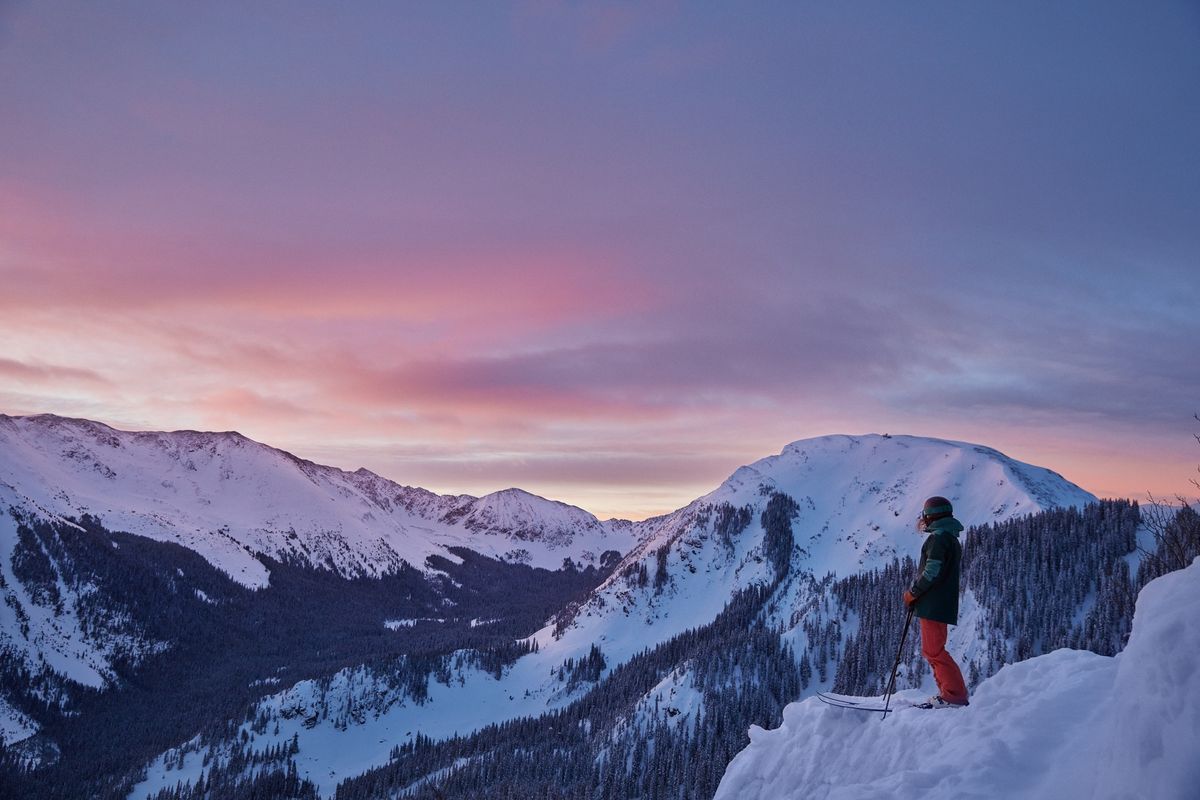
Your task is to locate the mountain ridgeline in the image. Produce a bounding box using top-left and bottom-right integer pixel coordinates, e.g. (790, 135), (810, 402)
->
(3, 415), (1192, 800)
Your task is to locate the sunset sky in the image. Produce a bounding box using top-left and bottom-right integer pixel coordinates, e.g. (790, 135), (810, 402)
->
(2, 2), (1198, 519)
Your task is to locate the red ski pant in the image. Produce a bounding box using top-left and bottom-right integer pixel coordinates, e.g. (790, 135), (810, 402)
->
(920, 618), (968, 704)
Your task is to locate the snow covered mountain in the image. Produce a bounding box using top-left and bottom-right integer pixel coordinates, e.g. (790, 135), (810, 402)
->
(3, 418), (1126, 799)
(0, 412), (638, 755)
(0, 413), (635, 589)
(547, 433), (1096, 667)
(714, 556), (1200, 800)
(126, 433), (1099, 797)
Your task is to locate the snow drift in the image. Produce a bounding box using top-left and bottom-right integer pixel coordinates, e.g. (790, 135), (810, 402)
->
(715, 557), (1200, 800)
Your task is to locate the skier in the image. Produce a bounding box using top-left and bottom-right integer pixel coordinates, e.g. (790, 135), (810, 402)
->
(903, 495), (970, 708)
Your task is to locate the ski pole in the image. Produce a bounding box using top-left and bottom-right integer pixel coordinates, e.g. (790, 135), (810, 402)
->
(881, 605), (915, 718)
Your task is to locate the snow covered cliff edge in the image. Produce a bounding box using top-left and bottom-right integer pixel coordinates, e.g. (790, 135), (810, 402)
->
(715, 557), (1200, 800)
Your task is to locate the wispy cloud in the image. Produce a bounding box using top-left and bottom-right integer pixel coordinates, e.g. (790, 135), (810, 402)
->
(0, 357), (110, 386)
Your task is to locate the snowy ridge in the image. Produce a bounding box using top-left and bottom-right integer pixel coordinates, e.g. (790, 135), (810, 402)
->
(0, 413), (637, 712)
(449, 488), (611, 550)
(714, 557), (1200, 800)
(548, 434), (1095, 669)
(0, 414), (637, 589)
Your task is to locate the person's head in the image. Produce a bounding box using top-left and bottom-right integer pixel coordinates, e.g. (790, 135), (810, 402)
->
(915, 496), (953, 532)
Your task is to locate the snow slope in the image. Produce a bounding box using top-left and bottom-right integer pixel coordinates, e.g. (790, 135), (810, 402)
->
(0, 510), (162, 693)
(715, 557), (1200, 800)
(0, 696), (37, 746)
(130, 652), (594, 799)
(0, 414), (636, 589)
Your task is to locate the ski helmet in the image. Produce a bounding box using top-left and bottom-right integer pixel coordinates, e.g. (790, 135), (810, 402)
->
(921, 496), (954, 522)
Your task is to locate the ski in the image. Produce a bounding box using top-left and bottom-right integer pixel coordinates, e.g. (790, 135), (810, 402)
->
(815, 697), (892, 713)
(814, 691), (909, 714)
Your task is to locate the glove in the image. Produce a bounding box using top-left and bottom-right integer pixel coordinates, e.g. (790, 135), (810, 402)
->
(903, 590), (917, 607)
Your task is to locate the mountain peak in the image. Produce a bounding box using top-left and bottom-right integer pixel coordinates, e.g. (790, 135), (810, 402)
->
(545, 433), (1096, 669)
(713, 432), (1093, 528)
(486, 487), (541, 500)
(0, 414), (641, 587)
(478, 487), (577, 510)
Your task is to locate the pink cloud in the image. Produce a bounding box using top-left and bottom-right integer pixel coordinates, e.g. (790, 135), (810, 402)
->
(0, 357), (110, 386)
(196, 388), (316, 424)
(0, 202), (665, 377)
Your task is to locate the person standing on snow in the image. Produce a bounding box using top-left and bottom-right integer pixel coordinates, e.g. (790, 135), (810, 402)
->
(903, 495), (970, 708)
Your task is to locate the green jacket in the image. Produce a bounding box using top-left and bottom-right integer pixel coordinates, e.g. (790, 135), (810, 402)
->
(910, 517), (964, 625)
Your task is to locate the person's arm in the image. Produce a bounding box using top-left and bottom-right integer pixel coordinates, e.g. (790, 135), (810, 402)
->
(909, 534), (949, 598)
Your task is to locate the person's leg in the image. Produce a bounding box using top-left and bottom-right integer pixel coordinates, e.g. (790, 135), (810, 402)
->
(919, 618), (969, 704)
